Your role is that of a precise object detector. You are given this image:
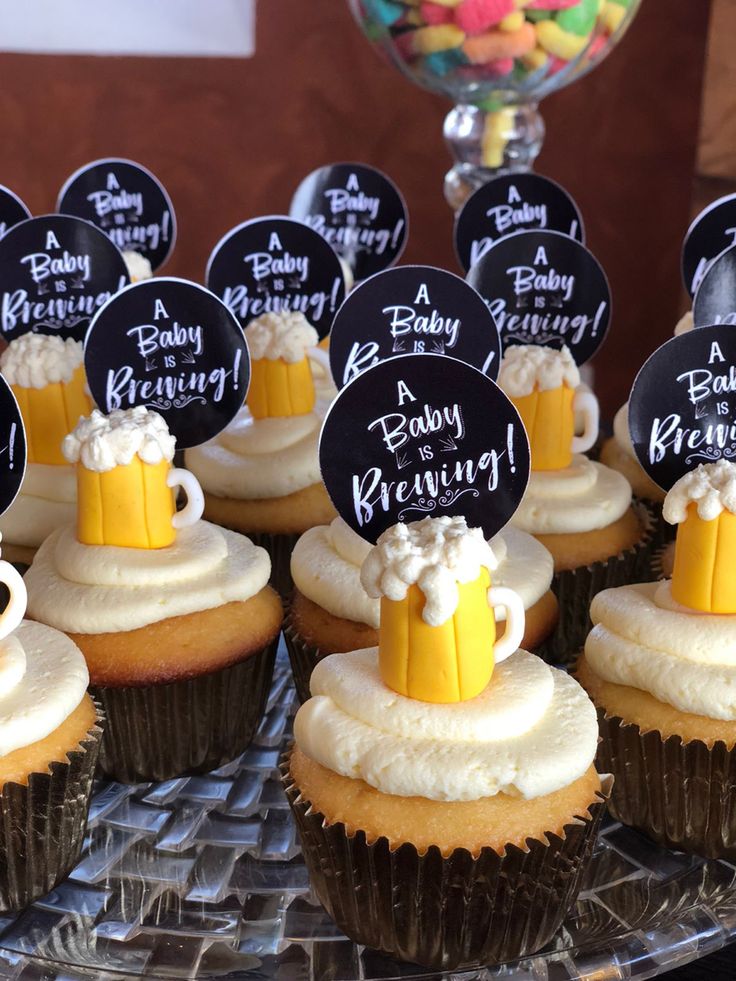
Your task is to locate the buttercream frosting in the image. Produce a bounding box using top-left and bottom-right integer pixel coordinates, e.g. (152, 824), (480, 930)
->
(0, 334), (84, 389)
(245, 311), (319, 363)
(512, 455), (632, 534)
(63, 407), (175, 473)
(0, 619), (89, 758)
(498, 344), (580, 398)
(294, 647), (598, 801)
(292, 519), (553, 629)
(674, 310), (694, 336)
(0, 463), (76, 548)
(185, 404), (324, 499)
(663, 460), (736, 524)
(24, 520), (270, 633)
(339, 257), (354, 293)
(586, 581), (736, 720)
(123, 250), (153, 282)
(360, 517), (497, 627)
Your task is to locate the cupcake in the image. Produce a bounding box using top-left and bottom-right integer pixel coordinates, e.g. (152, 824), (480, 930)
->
(121, 250), (153, 283)
(185, 311), (337, 595)
(578, 460), (736, 858)
(24, 406), (282, 783)
(498, 344), (651, 658)
(0, 334), (93, 567)
(285, 516), (609, 970)
(0, 556), (103, 911)
(286, 516), (558, 702)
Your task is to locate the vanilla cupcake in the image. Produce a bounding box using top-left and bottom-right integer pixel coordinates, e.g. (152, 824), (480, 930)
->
(498, 344), (652, 658)
(0, 559), (102, 911)
(286, 517), (558, 701)
(25, 407), (282, 783)
(285, 516), (608, 970)
(186, 311), (337, 594)
(578, 461), (736, 858)
(0, 334), (93, 566)
(122, 250), (153, 283)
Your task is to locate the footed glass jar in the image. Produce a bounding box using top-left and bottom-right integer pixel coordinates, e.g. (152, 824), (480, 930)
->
(347, 0), (642, 209)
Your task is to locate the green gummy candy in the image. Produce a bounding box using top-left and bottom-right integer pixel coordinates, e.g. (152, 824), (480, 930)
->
(525, 8), (554, 21)
(557, 0), (599, 35)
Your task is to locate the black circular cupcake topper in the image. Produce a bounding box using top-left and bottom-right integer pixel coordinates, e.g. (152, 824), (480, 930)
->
(0, 215), (130, 343)
(0, 377), (26, 517)
(289, 163), (408, 282)
(692, 244), (736, 327)
(84, 277), (250, 449)
(0, 186), (31, 240)
(629, 325), (736, 491)
(329, 266), (501, 389)
(466, 229), (611, 365)
(206, 216), (345, 340)
(319, 353), (530, 543)
(454, 174), (584, 273)
(682, 194), (736, 297)
(57, 158), (176, 271)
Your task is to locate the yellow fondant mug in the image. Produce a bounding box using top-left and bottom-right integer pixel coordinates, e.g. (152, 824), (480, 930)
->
(11, 366), (93, 467)
(77, 461), (204, 550)
(0, 558), (27, 640)
(671, 504), (736, 614)
(511, 385), (599, 471)
(247, 347), (332, 420)
(379, 571), (526, 704)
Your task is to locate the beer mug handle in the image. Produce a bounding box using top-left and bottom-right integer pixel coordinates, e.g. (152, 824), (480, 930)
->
(488, 586), (525, 663)
(168, 468), (205, 530)
(571, 391), (600, 455)
(0, 559), (27, 641)
(307, 346), (332, 378)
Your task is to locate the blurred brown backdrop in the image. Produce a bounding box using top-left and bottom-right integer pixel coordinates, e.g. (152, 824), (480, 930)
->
(0, 0), (712, 415)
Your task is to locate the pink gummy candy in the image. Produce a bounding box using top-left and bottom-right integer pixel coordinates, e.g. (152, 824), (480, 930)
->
(455, 0), (514, 36)
(420, 1), (455, 24)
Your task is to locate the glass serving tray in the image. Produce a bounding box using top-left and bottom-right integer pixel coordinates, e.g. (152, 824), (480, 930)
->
(2, 646), (736, 981)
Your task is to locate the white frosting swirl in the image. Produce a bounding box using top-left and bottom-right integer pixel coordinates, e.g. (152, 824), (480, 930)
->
(0, 334), (84, 389)
(185, 404), (323, 498)
(63, 407), (175, 473)
(612, 402), (636, 460)
(123, 250), (153, 283)
(25, 521), (270, 633)
(0, 463), (76, 548)
(587, 581), (736, 720)
(245, 311), (319, 363)
(663, 461), (736, 524)
(360, 517), (498, 627)
(294, 648), (598, 801)
(0, 620), (89, 758)
(674, 310), (694, 336)
(339, 257), (354, 293)
(511, 455), (632, 534)
(497, 344), (580, 398)
(291, 520), (552, 629)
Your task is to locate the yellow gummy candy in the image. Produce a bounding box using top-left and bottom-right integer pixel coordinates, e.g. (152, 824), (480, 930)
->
(522, 45), (549, 70)
(499, 11), (525, 31)
(600, 1), (626, 33)
(413, 24), (465, 54)
(536, 20), (590, 60)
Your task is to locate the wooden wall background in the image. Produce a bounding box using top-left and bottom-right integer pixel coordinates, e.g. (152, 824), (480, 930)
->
(0, 0), (713, 415)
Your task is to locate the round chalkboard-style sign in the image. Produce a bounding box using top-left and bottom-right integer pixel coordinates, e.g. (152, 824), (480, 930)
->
(0, 186), (31, 241)
(319, 353), (530, 544)
(682, 193), (736, 298)
(454, 173), (584, 273)
(57, 158), (176, 271)
(290, 163), (408, 282)
(84, 278), (249, 449)
(329, 266), (501, 389)
(0, 215), (130, 343)
(629, 325), (736, 491)
(693, 244), (736, 327)
(206, 215), (345, 340)
(466, 229), (611, 365)
(0, 377), (27, 517)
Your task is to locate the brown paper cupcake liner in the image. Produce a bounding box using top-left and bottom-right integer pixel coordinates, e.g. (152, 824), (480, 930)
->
(247, 531), (301, 598)
(0, 704), (104, 912)
(649, 540), (677, 583)
(92, 637), (277, 783)
(596, 709), (736, 860)
(282, 753), (612, 971)
(283, 607), (329, 704)
(536, 501), (655, 666)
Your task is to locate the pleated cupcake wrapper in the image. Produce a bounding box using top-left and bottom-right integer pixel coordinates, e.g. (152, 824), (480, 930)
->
(0, 706), (103, 913)
(92, 637), (277, 784)
(596, 710), (736, 860)
(649, 539), (677, 584)
(282, 753), (612, 971)
(283, 607), (329, 704)
(536, 501), (656, 667)
(247, 532), (301, 598)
